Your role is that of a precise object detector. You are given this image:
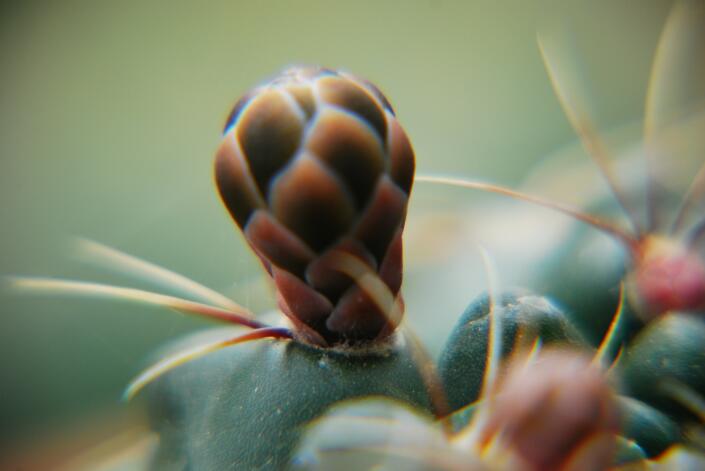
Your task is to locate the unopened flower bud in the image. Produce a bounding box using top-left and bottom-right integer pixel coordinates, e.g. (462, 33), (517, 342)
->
(215, 67), (415, 346)
(479, 349), (619, 471)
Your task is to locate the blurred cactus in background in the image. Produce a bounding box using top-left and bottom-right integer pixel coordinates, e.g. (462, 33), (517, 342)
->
(4, 0), (705, 470)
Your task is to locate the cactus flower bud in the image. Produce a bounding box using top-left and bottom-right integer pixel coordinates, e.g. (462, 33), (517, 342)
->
(215, 67), (415, 346)
(479, 349), (619, 471)
(626, 236), (705, 321)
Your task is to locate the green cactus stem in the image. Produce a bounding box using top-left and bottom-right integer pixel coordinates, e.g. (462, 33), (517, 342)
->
(617, 396), (681, 457)
(617, 313), (705, 422)
(146, 331), (434, 470)
(438, 290), (585, 413)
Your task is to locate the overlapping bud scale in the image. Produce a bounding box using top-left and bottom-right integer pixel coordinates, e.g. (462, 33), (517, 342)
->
(215, 67), (415, 346)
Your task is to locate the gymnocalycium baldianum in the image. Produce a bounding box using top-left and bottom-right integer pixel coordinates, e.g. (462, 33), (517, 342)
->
(13, 66), (448, 470)
(9, 1), (705, 469)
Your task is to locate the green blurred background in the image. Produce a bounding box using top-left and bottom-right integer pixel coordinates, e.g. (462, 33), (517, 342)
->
(0, 0), (674, 453)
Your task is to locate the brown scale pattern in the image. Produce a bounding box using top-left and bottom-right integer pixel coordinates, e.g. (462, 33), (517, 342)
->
(215, 66), (415, 346)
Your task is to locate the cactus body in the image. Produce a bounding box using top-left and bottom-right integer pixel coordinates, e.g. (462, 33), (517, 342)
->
(617, 396), (680, 457)
(147, 332), (432, 470)
(618, 313), (705, 420)
(438, 290), (586, 412)
(294, 349), (642, 470)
